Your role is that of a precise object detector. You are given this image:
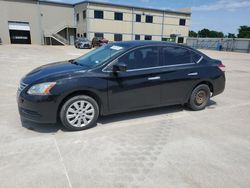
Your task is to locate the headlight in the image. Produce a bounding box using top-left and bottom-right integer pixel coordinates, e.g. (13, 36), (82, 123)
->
(27, 82), (56, 95)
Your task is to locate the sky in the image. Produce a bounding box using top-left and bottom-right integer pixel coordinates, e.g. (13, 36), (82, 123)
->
(47, 0), (250, 34)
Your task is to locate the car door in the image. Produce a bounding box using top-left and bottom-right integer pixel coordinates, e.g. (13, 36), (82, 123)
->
(107, 46), (162, 114)
(159, 46), (203, 105)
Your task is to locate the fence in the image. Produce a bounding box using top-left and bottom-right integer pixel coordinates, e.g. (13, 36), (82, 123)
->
(186, 38), (250, 53)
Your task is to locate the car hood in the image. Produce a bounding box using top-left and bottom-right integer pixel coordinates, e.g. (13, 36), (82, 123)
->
(22, 61), (86, 84)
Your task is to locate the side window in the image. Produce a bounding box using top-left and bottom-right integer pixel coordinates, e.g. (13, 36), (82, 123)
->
(76, 13), (79, 22)
(114, 12), (123, 21)
(83, 10), (86, 19)
(114, 34), (122, 41)
(94, 10), (104, 19)
(95, 33), (104, 38)
(191, 51), (202, 63)
(162, 46), (192, 66)
(118, 47), (160, 70)
(136, 14), (141, 22)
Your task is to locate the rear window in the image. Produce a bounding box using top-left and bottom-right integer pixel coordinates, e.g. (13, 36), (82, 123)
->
(162, 46), (202, 66)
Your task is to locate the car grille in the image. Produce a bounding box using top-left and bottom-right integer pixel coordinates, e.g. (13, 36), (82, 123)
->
(18, 81), (28, 92)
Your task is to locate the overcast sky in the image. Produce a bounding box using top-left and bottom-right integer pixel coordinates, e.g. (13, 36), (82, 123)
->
(47, 0), (250, 34)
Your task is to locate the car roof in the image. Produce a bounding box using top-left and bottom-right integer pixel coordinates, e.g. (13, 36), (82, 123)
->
(109, 40), (207, 59)
(112, 40), (187, 48)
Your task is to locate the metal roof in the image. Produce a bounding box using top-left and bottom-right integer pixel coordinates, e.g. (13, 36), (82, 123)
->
(39, 0), (191, 15)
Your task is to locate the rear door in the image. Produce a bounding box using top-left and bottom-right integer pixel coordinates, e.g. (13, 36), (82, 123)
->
(107, 46), (162, 113)
(159, 46), (203, 104)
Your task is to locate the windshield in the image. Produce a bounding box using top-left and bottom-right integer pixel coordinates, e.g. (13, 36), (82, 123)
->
(74, 44), (126, 68)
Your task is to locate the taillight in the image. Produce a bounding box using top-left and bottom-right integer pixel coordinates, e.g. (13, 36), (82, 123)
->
(218, 64), (226, 72)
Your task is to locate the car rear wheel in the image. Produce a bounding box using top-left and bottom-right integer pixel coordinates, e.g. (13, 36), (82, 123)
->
(60, 95), (99, 131)
(188, 84), (210, 111)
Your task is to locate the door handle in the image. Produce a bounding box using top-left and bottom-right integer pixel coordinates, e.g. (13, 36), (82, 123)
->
(188, 72), (198, 76)
(148, 76), (161, 80)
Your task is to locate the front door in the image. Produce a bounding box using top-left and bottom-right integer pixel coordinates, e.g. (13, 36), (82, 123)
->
(107, 46), (161, 113)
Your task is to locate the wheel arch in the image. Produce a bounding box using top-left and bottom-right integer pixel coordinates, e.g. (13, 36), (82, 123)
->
(184, 80), (214, 104)
(57, 90), (103, 120)
(194, 81), (214, 93)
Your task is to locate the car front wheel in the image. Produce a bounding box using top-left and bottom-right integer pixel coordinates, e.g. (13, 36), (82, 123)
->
(60, 95), (99, 131)
(188, 84), (211, 111)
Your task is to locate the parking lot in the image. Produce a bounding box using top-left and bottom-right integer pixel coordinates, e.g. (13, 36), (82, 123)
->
(0, 44), (250, 188)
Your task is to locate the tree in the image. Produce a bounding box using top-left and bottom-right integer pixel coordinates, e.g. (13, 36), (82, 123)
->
(237, 26), (250, 38)
(197, 28), (224, 38)
(227, 33), (236, 38)
(198, 28), (210, 37)
(189, 30), (198, 37)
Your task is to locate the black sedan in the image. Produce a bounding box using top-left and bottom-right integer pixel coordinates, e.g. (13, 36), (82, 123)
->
(17, 41), (225, 131)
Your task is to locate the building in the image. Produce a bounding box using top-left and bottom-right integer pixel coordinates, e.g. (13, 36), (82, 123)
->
(0, 0), (191, 45)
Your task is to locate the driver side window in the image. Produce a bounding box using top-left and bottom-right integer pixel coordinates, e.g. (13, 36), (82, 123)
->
(118, 46), (160, 70)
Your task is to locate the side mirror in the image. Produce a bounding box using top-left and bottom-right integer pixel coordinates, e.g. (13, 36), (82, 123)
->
(113, 63), (127, 72)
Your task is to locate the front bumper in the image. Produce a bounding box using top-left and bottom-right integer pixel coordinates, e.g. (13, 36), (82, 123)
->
(17, 91), (59, 124)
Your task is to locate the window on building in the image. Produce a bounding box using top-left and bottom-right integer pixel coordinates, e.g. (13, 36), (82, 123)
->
(83, 10), (86, 19)
(162, 46), (192, 65)
(144, 35), (152, 40)
(136, 14), (141, 22)
(83, 33), (87, 38)
(114, 34), (122, 41)
(77, 33), (80, 37)
(135, 35), (140, 40)
(177, 37), (184, 43)
(114, 12), (123, 21)
(179, 19), (186, 26)
(94, 10), (104, 19)
(76, 13), (79, 21)
(146, 15), (153, 23)
(94, 33), (104, 38)
(118, 46), (160, 70)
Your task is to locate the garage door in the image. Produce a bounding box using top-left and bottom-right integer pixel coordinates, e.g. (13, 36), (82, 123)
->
(8, 22), (31, 44)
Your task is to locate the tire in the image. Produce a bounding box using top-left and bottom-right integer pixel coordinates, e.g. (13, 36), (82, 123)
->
(60, 95), (99, 131)
(188, 84), (211, 111)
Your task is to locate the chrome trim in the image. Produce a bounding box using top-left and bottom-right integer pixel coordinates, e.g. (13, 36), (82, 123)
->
(103, 62), (195, 73)
(18, 81), (28, 92)
(148, 76), (160, 80)
(196, 56), (203, 64)
(188, 72), (198, 76)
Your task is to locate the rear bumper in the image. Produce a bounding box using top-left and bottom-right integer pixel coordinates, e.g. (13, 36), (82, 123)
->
(17, 92), (59, 123)
(212, 74), (226, 97)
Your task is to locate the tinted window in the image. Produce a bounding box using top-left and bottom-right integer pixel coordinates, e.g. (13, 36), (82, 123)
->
(114, 12), (123, 20)
(94, 10), (103, 19)
(95, 33), (104, 38)
(118, 46), (160, 70)
(145, 35), (152, 40)
(114, 34), (122, 41)
(136, 14), (141, 22)
(146, 15), (153, 23)
(191, 51), (202, 63)
(83, 10), (86, 19)
(162, 46), (192, 65)
(135, 35), (140, 40)
(179, 19), (186, 26)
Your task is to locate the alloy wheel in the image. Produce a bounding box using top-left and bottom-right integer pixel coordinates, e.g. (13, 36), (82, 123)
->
(66, 100), (95, 127)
